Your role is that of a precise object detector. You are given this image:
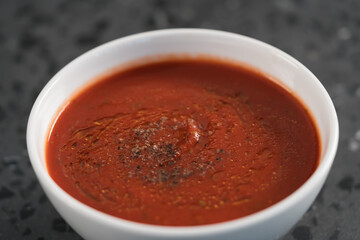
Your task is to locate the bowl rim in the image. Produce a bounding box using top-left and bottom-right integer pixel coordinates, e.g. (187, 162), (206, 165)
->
(26, 28), (339, 237)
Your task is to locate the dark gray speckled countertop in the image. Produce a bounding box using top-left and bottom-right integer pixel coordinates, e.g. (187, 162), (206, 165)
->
(0, 0), (359, 239)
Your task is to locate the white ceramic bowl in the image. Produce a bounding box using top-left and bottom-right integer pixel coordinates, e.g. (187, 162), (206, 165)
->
(27, 29), (338, 240)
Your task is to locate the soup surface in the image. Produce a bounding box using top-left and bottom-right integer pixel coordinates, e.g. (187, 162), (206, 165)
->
(46, 57), (319, 226)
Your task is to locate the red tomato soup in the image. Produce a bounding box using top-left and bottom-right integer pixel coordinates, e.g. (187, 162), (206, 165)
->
(46, 57), (320, 226)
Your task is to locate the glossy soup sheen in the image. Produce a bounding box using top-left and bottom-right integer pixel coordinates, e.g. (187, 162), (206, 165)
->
(46, 57), (320, 226)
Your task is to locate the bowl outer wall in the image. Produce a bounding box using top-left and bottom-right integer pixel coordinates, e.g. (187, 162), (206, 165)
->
(26, 29), (339, 240)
